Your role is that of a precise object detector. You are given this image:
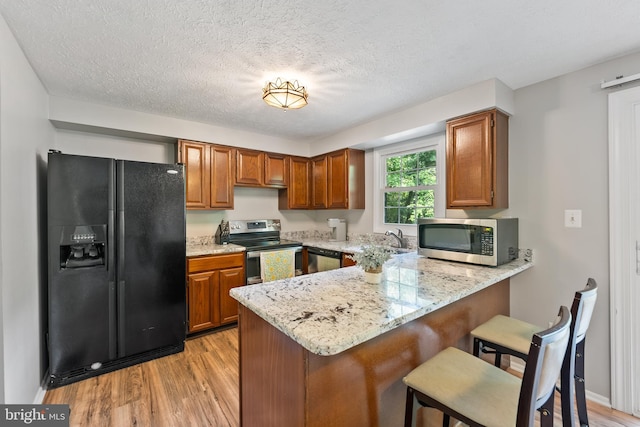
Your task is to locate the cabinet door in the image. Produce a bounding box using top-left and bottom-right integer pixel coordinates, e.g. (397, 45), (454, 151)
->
(446, 111), (494, 207)
(236, 149), (264, 186)
(219, 266), (245, 325)
(290, 156), (311, 208)
(342, 253), (357, 267)
(327, 150), (348, 208)
(178, 140), (210, 209)
(265, 153), (288, 188)
(210, 145), (234, 209)
(187, 271), (219, 333)
(311, 155), (328, 208)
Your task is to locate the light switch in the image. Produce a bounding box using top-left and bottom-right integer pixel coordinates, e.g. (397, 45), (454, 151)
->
(564, 210), (582, 228)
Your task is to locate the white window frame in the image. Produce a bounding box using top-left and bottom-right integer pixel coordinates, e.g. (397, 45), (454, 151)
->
(373, 133), (446, 236)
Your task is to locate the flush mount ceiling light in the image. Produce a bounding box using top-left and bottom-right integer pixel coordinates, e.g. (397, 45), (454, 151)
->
(262, 78), (308, 110)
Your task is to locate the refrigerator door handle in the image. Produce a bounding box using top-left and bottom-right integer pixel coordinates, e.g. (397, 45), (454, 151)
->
(108, 163), (116, 277)
(108, 281), (117, 359)
(116, 161), (127, 358)
(117, 279), (126, 357)
(108, 159), (117, 360)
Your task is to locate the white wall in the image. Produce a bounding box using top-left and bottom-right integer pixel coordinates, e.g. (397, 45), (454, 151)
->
(311, 78), (515, 155)
(186, 187), (319, 237)
(0, 14), (55, 403)
(49, 96), (310, 157)
(53, 128), (174, 163)
(508, 50), (640, 401)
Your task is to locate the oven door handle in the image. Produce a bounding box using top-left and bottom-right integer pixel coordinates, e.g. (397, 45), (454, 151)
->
(246, 246), (303, 259)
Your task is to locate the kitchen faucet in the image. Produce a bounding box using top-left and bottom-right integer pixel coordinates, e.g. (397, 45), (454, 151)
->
(385, 229), (407, 248)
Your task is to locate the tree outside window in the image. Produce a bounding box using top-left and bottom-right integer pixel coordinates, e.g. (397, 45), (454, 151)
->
(384, 149), (437, 225)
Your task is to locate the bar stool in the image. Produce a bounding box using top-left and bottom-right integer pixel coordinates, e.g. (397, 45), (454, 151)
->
(403, 306), (572, 427)
(471, 278), (597, 427)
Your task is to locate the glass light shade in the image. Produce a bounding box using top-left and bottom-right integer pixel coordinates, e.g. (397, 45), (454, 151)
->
(262, 78), (308, 110)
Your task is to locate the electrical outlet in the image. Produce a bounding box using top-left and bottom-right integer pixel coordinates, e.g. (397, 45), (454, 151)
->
(564, 209), (582, 228)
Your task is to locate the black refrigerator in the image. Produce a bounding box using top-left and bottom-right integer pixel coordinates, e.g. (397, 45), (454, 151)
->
(47, 151), (186, 387)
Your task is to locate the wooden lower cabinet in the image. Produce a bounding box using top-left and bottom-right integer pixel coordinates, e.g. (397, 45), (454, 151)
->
(341, 252), (356, 267)
(238, 279), (510, 427)
(187, 252), (245, 334)
(219, 267), (245, 324)
(187, 271), (219, 332)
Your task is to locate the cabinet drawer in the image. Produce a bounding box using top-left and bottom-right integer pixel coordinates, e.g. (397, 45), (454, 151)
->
(188, 253), (245, 273)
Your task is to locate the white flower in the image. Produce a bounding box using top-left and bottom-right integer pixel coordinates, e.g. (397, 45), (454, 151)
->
(347, 244), (393, 272)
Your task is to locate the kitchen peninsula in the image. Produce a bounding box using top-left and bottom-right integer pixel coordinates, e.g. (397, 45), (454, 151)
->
(230, 252), (532, 427)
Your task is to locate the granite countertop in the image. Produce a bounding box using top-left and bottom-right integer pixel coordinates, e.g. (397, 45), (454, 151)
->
(230, 252), (533, 356)
(301, 239), (416, 255)
(301, 240), (368, 253)
(186, 238), (405, 258)
(186, 242), (245, 257)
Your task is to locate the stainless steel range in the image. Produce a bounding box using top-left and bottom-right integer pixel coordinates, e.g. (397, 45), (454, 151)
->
(227, 219), (303, 285)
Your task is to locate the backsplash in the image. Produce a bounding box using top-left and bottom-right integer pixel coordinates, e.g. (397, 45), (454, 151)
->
(280, 231), (418, 250)
(187, 235), (217, 246)
(187, 230), (418, 249)
(188, 231), (532, 262)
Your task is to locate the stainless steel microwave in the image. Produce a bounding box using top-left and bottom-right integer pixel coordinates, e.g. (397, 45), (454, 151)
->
(417, 218), (518, 266)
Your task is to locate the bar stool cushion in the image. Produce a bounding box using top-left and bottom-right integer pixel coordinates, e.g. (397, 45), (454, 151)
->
(403, 346), (521, 427)
(471, 314), (542, 356)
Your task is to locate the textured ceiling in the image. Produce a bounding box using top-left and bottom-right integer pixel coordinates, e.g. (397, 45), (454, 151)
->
(1, 1), (640, 141)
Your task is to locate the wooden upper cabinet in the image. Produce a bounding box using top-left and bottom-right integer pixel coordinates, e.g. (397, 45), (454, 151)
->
(311, 155), (328, 208)
(264, 153), (288, 188)
(311, 148), (365, 210)
(179, 140), (210, 209)
(446, 109), (509, 209)
(178, 139), (234, 210)
(178, 140), (366, 210)
(210, 145), (235, 209)
(236, 149), (264, 186)
(279, 156), (311, 209)
(236, 149), (288, 188)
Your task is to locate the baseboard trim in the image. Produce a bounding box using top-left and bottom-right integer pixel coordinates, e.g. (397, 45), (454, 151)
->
(509, 359), (611, 408)
(33, 386), (46, 404)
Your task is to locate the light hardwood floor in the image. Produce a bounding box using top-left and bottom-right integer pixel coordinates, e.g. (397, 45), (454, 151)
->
(44, 326), (640, 427)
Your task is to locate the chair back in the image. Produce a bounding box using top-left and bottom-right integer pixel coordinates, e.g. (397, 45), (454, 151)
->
(516, 305), (572, 426)
(573, 278), (598, 343)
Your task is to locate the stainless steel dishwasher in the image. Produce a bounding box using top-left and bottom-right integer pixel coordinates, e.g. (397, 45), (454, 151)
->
(307, 247), (342, 273)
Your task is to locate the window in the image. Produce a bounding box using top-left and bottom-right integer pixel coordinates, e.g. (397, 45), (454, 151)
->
(384, 150), (436, 223)
(373, 134), (445, 235)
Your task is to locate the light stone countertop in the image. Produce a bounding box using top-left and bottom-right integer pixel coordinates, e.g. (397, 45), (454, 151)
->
(185, 238), (403, 258)
(186, 242), (245, 258)
(230, 252), (533, 356)
(301, 239), (415, 254)
(301, 239), (369, 253)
